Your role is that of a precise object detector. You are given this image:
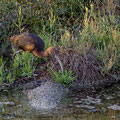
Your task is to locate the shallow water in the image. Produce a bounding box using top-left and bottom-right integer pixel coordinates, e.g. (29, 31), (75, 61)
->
(0, 84), (120, 120)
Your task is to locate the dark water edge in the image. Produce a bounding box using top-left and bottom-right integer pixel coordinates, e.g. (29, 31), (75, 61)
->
(0, 83), (120, 120)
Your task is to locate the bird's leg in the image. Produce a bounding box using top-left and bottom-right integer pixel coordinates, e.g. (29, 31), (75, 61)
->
(31, 56), (36, 80)
(54, 55), (64, 73)
(13, 50), (23, 58)
(31, 56), (39, 86)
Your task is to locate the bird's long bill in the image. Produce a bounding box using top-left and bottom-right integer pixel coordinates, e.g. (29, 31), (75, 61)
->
(54, 55), (64, 73)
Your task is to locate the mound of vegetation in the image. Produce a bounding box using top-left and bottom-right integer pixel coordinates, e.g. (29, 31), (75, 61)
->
(33, 47), (119, 89)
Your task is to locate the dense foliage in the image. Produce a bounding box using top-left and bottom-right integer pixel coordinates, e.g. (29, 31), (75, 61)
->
(0, 0), (120, 85)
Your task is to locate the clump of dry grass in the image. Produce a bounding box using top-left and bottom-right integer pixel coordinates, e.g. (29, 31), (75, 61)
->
(35, 47), (118, 89)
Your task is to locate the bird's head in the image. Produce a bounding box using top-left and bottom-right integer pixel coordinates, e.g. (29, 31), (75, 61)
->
(46, 46), (56, 56)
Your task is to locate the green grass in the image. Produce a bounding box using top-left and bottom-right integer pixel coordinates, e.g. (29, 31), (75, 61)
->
(0, 57), (14, 84)
(0, 52), (37, 85)
(50, 69), (75, 87)
(0, 0), (120, 85)
(12, 52), (36, 79)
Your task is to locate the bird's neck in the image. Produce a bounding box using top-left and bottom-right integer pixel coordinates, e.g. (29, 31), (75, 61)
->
(32, 50), (48, 58)
(32, 46), (55, 58)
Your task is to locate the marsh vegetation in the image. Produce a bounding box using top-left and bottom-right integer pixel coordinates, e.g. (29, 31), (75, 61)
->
(0, 0), (120, 87)
(0, 0), (120, 119)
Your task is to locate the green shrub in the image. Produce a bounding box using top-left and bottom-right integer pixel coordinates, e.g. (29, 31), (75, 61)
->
(0, 57), (14, 85)
(51, 69), (75, 87)
(12, 52), (36, 78)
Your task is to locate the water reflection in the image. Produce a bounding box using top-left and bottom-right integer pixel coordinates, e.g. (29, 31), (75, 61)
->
(0, 84), (120, 120)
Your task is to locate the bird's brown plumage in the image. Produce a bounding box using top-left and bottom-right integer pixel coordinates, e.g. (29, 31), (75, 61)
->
(10, 32), (55, 58)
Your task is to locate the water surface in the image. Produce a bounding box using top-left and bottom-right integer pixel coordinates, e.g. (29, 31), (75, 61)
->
(0, 84), (120, 120)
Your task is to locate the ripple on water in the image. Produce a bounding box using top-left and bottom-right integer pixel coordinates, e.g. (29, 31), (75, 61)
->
(108, 104), (120, 111)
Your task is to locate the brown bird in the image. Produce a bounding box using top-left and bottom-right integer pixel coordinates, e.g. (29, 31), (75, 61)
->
(10, 32), (63, 72)
(10, 32), (55, 58)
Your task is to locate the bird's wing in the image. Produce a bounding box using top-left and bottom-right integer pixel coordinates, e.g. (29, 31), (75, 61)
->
(16, 35), (35, 52)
